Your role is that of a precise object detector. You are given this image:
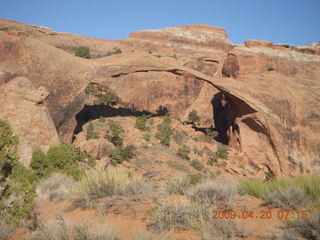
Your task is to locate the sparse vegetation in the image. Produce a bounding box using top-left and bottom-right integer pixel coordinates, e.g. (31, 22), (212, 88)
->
(283, 209), (320, 240)
(190, 159), (204, 171)
(168, 160), (189, 172)
(268, 67), (274, 71)
(165, 174), (202, 195)
(0, 221), (15, 240)
(84, 83), (97, 96)
(69, 168), (131, 209)
(207, 154), (219, 165)
(94, 91), (120, 105)
(109, 145), (135, 165)
(36, 173), (75, 201)
(106, 47), (122, 56)
(124, 179), (153, 195)
(135, 115), (149, 131)
(216, 145), (229, 159)
(143, 132), (151, 141)
(149, 199), (208, 231)
(155, 116), (173, 146)
(239, 175), (320, 210)
(199, 219), (247, 240)
(0, 120), (38, 224)
(75, 46), (90, 59)
(105, 119), (124, 146)
(176, 145), (191, 160)
(188, 109), (200, 124)
(187, 178), (238, 209)
(85, 122), (99, 140)
(30, 144), (83, 180)
(173, 130), (187, 145)
(32, 217), (120, 240)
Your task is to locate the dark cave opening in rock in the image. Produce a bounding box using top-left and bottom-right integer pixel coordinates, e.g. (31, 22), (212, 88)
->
(211, 92), (233, 145)
(72, 104), (170, 142)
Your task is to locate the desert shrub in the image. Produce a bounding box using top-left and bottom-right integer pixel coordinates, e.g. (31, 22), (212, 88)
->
(0, 119), (19, 182)
(283, 209), (320, 240)
(69, 168), (131, 209)
(199, 219), (247, 240)
(168, 160), (189, 172)
(105, 120), (124, 146)
(124, 179), (153, 195)
(30, 144), (83, 180)
(132, 231), (173, 240)
(0, 221), (15, 240)
(216, 145), (229, 159)
(94, 91), (119, 105)
(143, 133), (151, 141)
(166, 174), (202, 195)
(106, 47), (122, 56)
(268, 67), (274, 71)
(207, 154), (219, 165)
(36, 173), (75, 201)
(188, 109), (200, 124)
(190, 160), (204, 171)
(85, 122), (99, 140)
(75, 46), (90, 59)
(239, 175), (320, 210)
(0, 120), (37, 224)
(197, 134), (213, 143)
(176, 145), (190, 160)
(187, 178), (238, 208)
(135, 115), (149, 131)
(172, 130), (187, 145)
(205, 128), (218, 138)
(155, 116), (173, 146)
(109, 145), (135, 165)
(32, 217), (120, 240)
(150, 199), (208, 231)
(84, 83), (97, 96)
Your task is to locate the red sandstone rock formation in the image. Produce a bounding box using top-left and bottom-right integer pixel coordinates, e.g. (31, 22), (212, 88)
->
(0, 19), (319, 176)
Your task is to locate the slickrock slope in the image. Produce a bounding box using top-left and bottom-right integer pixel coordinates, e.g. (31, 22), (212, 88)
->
(0, 18), (319, 176)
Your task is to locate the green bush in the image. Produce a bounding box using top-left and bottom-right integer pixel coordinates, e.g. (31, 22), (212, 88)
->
(135, 115), (149, 131)
(216, 145), (229, 159)
(239, 175), (320, 210)
(0, 120), (37, 224)
(156, 116), (173, 146)
(190, 160), (204, 171)
(109, 145), (136, 165)
(106, 47), (122, 56)
(188, 110), (200, 124)
(75, 46), (90, 59)
(30, 144), (83, 180)
(176, 145), (191, 160)
(86, 122), (99, 140)
(94, 91), (119, 105)
(84, 84), (98, 96)
(0, 120), (19, 182)
(105, 120), (124, 147)
(267, 67), (274, 71)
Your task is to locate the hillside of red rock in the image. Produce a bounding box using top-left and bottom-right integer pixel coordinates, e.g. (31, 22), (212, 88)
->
(0, 18), (319, 177)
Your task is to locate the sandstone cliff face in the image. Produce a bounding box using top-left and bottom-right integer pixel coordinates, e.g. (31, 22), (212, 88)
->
(0, 19), (319, 176)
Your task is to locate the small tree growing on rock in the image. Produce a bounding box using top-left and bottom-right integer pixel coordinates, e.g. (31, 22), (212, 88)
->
(75, 46), (90, 59)
(188, 109), (200, 125)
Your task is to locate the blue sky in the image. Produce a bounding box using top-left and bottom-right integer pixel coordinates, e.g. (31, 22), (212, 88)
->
(1, 0), (319, 45)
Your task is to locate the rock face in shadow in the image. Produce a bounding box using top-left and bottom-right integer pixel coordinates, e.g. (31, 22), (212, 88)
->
(0, 19), (319, 176)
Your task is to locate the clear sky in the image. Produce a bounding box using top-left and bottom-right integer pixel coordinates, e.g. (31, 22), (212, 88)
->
(1, 0), (319, 46)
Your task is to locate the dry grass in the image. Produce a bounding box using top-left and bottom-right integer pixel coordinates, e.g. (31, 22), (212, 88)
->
(0, 221), (15, 240)
(199, 219), (248, 240)
(239, 175), (320, 210)
(165, 174), (202, 195)
(186, 178), (238, 209)
(131, 231), (173, 240)
(149, 199), (209, 231)
(283, 209), (320, 240)
(124, 179), (153, 195)
(68, 167), (131, 209)
(31, 217), (120, 240)
(36, 173), (75, 201)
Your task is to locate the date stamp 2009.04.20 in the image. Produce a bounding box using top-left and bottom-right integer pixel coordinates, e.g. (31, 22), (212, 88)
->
(212, 209), (308, 220)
